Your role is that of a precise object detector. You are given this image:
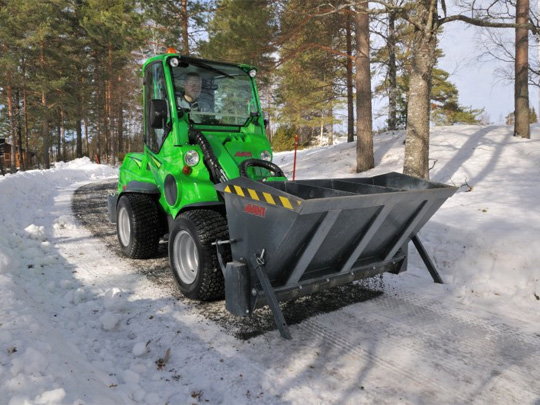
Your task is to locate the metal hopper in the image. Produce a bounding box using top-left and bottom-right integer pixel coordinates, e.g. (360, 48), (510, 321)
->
(215, 172), (457, 338)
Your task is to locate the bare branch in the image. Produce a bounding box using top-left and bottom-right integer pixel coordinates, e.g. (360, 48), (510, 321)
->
(439, 14), (537, 35)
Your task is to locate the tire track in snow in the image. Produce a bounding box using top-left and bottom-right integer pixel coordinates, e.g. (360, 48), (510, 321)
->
(370, 292), (540, 399)
(392, 290), (540, 346)
(53, 183), (137, 293)
(298, 290), (540, 403)
(298, 318), (471, 403)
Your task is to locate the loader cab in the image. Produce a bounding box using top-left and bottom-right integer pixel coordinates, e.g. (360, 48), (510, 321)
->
(141, 53), (276, 185)
(169, 57), (260, 126)
(142, 54), (267, 151)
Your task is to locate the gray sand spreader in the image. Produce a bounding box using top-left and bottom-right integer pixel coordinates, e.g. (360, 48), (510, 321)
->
(215, 172), (457, 338)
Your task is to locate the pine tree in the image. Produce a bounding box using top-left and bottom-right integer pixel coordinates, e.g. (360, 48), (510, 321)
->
(80, 0), (143, 164)
(372, 8), (413, 130)
(273, 0), (346, 147)
(530, 107), (538, 123)
(143, 0), (210, 55)
(199, 0), (277, 83)
(430, 69), (484, 125)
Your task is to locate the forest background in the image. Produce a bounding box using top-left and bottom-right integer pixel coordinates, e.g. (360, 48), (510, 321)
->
(0, 0), (538, 179)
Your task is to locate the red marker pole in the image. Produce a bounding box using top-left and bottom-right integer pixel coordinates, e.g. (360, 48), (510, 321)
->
(293, 134), (298, 181)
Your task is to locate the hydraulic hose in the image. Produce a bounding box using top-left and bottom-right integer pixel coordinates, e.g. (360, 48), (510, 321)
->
(239, 159), (286, 179)
(189, 128), (229, 184)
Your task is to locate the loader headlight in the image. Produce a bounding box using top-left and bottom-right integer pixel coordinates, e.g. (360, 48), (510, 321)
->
(169, 57), (180, 67)
(260, 150), (271, 161)
(184, 150), (200, 167)
(249, 69), (257, 78)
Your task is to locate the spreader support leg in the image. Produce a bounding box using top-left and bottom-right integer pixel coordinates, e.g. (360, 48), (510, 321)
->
(253, 250), (292, 339)
(411, 235), (444, 284)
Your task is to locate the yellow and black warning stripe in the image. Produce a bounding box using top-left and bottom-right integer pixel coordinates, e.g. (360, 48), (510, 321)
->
(224, 184), (302, 210)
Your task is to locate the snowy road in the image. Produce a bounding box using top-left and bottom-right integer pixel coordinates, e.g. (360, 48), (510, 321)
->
(56, 180), (540, 403)
(2, 125), (540, 404)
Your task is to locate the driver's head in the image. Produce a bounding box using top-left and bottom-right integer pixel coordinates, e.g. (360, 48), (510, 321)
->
(183, 72), (202, 102)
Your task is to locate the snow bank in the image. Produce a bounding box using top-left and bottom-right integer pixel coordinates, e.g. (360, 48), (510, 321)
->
(275, 125), (540, 304)
(0, 159), (120, 404)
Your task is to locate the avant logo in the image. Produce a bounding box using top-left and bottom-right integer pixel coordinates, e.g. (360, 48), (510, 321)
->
(235, 151), (253, 157)
(244, 203), (266, 218)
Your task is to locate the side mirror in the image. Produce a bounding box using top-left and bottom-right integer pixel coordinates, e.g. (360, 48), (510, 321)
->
(263, 111), (269, 129)
(150, 99), (168, 129)
(248, 99), (259, 118)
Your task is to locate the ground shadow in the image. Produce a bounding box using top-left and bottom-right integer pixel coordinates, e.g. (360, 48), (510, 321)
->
(73, 180), (387, 340)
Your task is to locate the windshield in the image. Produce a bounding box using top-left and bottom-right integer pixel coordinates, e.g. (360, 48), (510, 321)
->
(171, 60), (257, 126)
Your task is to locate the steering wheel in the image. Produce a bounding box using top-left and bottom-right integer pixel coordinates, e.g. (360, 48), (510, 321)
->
(239, 159), (286, 179)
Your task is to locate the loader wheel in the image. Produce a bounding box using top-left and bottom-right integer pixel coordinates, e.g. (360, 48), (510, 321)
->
(169, 210), (229, 301)
(116, 193), (160, 259)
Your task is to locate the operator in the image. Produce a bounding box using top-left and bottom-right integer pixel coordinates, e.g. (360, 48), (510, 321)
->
(178, 72), (202, 110)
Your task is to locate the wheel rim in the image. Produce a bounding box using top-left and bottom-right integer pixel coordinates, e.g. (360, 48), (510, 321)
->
(173, 230), (199, 285)
(118, 206), (131, 247)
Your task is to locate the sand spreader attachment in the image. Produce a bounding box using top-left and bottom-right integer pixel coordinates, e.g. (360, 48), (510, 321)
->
(215, 172), (457, 338)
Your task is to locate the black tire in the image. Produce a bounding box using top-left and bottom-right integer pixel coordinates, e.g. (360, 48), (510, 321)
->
(168, 210), (229, 301)
(116, 193), (160, 259)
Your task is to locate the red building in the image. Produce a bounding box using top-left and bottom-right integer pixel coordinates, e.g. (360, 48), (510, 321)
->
(0, 141), (36, 171)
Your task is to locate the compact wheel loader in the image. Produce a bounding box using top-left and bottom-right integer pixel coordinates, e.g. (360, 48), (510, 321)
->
(108, 51), (457, 338)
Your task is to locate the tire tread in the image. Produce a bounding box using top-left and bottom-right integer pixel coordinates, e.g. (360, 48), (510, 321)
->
(119, 193), (160, 259)
(172, 210), (229, 301)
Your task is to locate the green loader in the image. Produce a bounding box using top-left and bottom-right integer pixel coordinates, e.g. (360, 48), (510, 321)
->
(108, 52), (456, 338)
(108, 51), (282, 300)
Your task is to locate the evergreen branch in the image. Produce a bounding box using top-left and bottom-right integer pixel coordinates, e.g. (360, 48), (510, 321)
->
(277, 42), (353, 68)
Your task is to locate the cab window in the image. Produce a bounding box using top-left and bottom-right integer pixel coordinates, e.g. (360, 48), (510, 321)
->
(144, 62), (169, 153)
(171, 61), (257, 126)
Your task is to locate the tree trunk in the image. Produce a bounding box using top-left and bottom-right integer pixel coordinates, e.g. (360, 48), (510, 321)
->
(61, 109), (66, 161)
(320, 116), (324, 145)
(108, 43), (116, 165)
(404, 0), (437, 180)
(346, 10), (355, 143)
(76, 77), (83, 158)
(84, 117), (89, 156)
(15, 90), (25, 170)
(97, 105), (102, 162)
(328, 106), (334, 145)
(182, 0), (189, 55)
(117, 74), (124, 156)
(41, 93), (50, 169)
(117, 105), (124, 156)
(355, 1), (374, 172)
(40, 40), (50, 169)
(57, 122), (62, 162)
(387, 11), (398, 131)
(76, 120), (83, 158)
(6, 75), (17, 172)
(22, 58), (30, 168)
(515, 0), (530, 138)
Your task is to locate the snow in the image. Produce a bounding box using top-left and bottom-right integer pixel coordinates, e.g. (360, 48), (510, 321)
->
(275, 125), (540, 305)
(0, 128), (539, 404)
